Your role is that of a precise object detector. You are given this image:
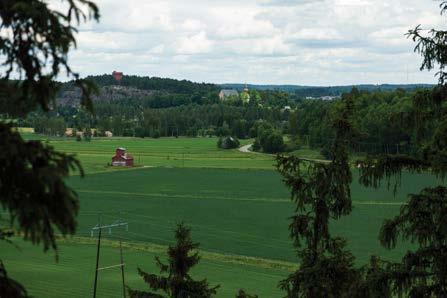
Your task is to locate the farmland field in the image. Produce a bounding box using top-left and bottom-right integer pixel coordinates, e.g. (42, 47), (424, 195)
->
(2, 135), (445, 297)
(45, 136), (275, 173)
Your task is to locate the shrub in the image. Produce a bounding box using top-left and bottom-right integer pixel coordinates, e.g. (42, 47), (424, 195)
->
(255, 128), (285, 154)
(261, 131), (285, 153)
(284, 138), (301, 152)
(252, 138), (261, 151)
(217, 136), (240, 149)
(151, 130), (160, 138)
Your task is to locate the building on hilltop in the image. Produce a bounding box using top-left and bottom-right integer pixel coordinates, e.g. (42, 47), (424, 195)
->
(219, 89), (239, 100)
(112, 71), (123, 82)
(111, 147), (134, 166)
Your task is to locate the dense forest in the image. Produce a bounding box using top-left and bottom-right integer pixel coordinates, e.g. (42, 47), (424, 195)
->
(289, 87), (423, 157)
(19, 75), (434, 157)
(21, 75), (294, 140)
(221, 83), (433, 97)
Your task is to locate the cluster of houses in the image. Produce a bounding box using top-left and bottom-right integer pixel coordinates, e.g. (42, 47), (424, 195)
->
(64, 128), (113, 138)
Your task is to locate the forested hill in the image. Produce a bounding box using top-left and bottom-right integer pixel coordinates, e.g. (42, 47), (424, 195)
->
(221, 83), (434, 97)
(64, 74), (220, 94)
(58, 75), (221, 107)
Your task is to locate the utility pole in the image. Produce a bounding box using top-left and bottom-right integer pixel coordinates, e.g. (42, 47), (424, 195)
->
(91, 217), (128, 298)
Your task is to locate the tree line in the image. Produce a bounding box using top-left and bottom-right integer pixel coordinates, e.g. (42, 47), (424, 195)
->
(289, 87), (429, 158)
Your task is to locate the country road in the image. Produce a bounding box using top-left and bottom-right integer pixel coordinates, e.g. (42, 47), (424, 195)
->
(238, 143), (330, 163)
(239, 144), (253, 153)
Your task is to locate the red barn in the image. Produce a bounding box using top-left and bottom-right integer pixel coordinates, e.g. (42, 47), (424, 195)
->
(112, 71), (123, 81)
(111, 147), (134, 166)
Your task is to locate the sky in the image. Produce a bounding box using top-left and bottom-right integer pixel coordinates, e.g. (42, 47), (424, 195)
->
(57, 0), (447, 85)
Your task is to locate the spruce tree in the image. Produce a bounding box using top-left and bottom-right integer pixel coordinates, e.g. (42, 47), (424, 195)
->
(128, 223), (219, 298)
(276, 95), (360, 297)
(0, 1), (99, 296)
(354, 1), (447, 296)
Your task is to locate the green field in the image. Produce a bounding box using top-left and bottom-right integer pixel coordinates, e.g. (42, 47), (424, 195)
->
(46, 136), (275, 173)
(2, 136), (445, 297)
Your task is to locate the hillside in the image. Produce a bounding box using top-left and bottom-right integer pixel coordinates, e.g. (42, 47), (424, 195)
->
(57, 75), (435, 107)
(57, 74), (220, 106)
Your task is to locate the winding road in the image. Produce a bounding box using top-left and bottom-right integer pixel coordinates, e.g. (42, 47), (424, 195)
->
(238, 144), (253, 153)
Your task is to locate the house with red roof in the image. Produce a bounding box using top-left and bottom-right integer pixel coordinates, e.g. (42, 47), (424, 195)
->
(111, 147), (134, 166)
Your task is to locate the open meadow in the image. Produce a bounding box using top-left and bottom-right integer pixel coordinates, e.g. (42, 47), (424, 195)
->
(2, 135), (445, 297)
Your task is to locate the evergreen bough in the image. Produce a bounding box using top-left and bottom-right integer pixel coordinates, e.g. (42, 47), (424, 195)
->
(0, 1), (99, 296)
(128, 223), (219, 298)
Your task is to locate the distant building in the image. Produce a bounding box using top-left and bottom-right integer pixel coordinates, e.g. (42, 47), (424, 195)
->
(305, 96), (339, 101)
(112, 71), (123, 82)
(65, 128), (73, 137)
(111, 147), (134, 166)
(105, 131), (113, 137)
(219, 89), (239, 100)
(283, 105), (291, 111)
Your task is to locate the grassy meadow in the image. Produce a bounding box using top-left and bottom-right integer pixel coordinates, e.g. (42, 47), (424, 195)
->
(2, 134), (445, 297)
(43, 136), (275, 173)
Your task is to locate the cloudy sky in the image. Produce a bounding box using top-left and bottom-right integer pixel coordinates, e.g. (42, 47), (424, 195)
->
(62, 0), (446, 85)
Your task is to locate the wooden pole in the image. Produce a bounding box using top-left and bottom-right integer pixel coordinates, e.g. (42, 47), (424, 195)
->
(120, 240), (126, 298)
(93, 226), (101, 298)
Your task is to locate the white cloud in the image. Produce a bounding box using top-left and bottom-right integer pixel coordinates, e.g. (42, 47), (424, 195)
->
(176, 31), (214, 54)
(67, 0), (445, 85)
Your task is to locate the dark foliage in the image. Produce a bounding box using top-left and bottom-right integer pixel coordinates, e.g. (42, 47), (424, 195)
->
(276, 96), (360, 297)
(289, 88), (423, 156)
(0, 0), (98, 296)
(235, 289), (258, 298)
(128, 223), (219, 298)
(217, 136), (240, 149)
(354, 2), (447, 296)
(0, 261), (27, 297)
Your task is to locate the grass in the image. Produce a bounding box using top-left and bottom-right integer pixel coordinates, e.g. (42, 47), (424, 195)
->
(1, 238), (288, 298)
(4, 135), (445, 297)
(41, 136), (275, 173)
(66, 167), (441, 264)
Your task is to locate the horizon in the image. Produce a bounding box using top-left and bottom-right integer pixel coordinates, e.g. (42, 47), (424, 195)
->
(74, 73), (436, 87)
(48, 0), (445, 86)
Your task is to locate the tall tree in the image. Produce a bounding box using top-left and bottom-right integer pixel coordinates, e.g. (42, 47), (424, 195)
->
(276, 95), (360, 297)
(0, 0), (99, 296)
(128, 223), (219, 298)
(355, 1), (447, 296)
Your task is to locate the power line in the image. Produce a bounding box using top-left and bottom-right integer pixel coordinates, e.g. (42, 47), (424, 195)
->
(91, 215), (128, 298)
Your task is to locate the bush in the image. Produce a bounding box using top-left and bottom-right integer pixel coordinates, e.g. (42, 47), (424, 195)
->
(252, 138), (261, 151)
(261, 131), (285, 153)
(284, 137), (301, 152)
(217, 136), (240, 149)
(320, 144), (332, 160)
(123, 129), (134, 137)
(151, 130), (161, 138)
(134, 127), (146, 138)
(256, 129), (285, 153)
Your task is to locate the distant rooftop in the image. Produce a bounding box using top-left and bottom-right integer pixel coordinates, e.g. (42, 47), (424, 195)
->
(220, 89), (239, 97)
